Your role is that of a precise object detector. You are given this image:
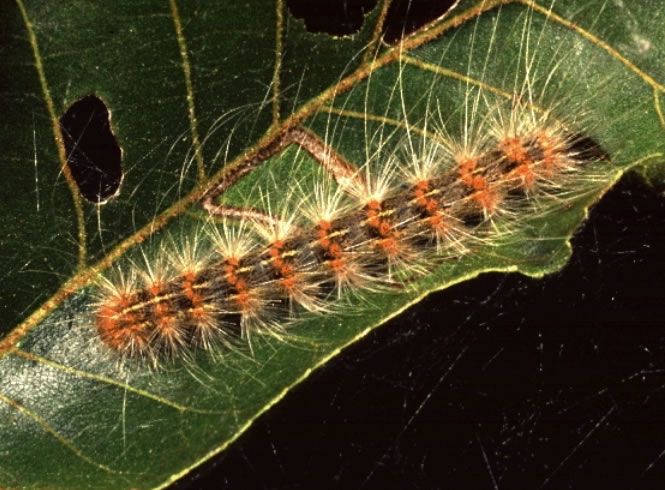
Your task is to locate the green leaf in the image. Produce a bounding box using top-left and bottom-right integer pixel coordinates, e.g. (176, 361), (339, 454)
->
(1, 1), (664, 488)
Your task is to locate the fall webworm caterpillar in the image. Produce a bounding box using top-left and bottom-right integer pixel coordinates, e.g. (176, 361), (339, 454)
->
(83, 0), (624, 369)
(4, 2), (664, 489)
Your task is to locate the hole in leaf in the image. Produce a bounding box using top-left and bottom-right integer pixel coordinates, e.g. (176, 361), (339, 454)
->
(383, 0), (458, 43)
(285, 0), (458, 43)
(59, 95), (122, 203)
(286, 0), (378, 36)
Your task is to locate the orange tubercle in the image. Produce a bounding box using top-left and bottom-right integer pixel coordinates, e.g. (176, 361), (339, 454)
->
(378, 237), (399, 256)
(95, 293), (148, 352)
(513, 163), (536, 187)
(280, 275), (297, 292)
(458, 157), (478, 186)
(500, 136), (530, 165)
(473, 189), (497, 213)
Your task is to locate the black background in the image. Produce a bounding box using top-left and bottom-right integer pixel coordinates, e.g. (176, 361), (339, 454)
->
(173, 2), (665, 489)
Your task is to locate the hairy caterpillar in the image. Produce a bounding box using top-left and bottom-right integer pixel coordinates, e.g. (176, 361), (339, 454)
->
(3, 1), (665, 489)
(94, 98), (607, 365)
(86, 0), (628, 371)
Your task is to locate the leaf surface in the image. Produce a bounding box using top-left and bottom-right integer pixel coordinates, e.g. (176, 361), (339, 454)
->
(1, 1), (664, 488)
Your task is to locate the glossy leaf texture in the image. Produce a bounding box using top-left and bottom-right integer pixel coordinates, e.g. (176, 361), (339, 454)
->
(1, 1), (664, 488)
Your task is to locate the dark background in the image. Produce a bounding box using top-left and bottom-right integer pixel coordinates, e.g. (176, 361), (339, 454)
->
(171, 1), (665, 489)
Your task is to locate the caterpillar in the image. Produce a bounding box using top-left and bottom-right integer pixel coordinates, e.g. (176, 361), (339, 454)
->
(93, 99), (607, 365)
(5, 1), (665, 489)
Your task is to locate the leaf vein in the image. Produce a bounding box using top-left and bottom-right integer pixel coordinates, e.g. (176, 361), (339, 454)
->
(523, 0), (665, 93)
(11, 349), (222, 415)
(320, 105), (442, 142)
(272, 0), (285, 126)
(15, 0), (87, 268)
(0, 390), (117, 474)
(361, 0), (394, 66)
(169, 0), (206, 181)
